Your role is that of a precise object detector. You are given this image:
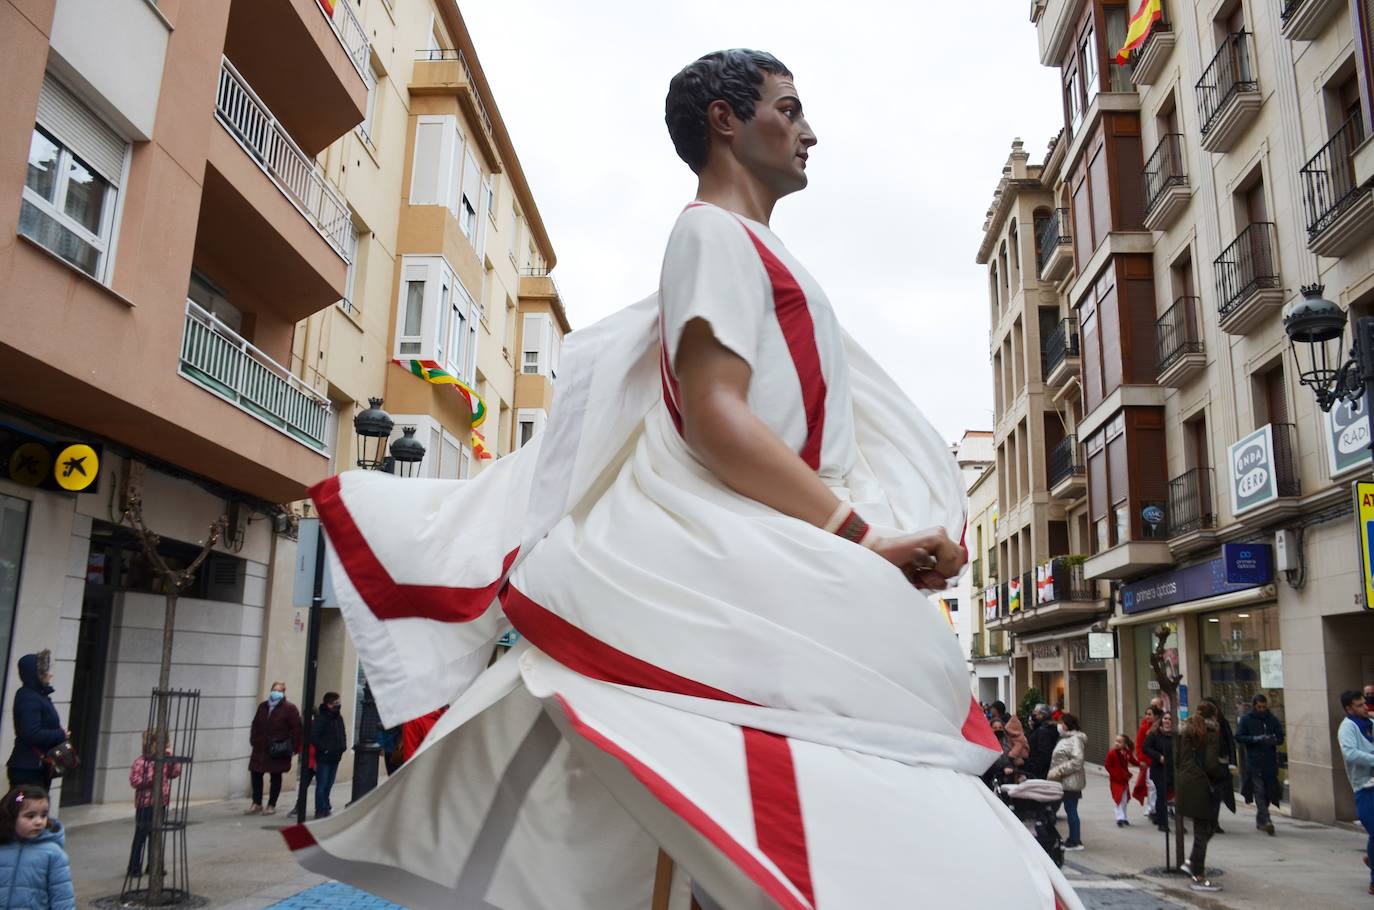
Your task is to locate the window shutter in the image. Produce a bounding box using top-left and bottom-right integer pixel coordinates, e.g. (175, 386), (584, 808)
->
(462, 150), (480, 208)
(37, 74), (126, 185)
(449, 124), (465, 214)
(522, 314), (543, 373)
(410, 119), (445, 204)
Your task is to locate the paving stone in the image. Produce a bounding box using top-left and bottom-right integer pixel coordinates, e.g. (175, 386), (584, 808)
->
(265, 881), (406, 909)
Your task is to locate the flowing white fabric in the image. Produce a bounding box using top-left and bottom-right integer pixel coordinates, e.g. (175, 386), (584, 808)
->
(296, 207), (1083, 909)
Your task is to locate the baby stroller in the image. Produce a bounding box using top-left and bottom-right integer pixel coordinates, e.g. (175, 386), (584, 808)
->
(997, 778), (1065, 868)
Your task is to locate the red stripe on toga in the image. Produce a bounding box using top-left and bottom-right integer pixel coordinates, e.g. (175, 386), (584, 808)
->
(310, 475), (516, 623)
(743, 727), (817, 907)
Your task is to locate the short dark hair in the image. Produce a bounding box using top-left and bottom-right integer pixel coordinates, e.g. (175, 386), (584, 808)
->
(322, 692), (340, 705)
(990, 700), (1007, 716)
(1342, 690), (1364, 710)
(665, 49), (793, 174)
(1060, 713), (1080, 731)
(0, 785), (57, 844)
(1252, 693), (1268, 705)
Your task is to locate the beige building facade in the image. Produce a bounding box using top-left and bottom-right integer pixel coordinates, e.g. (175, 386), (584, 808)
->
(1008, 0), (1374, 822)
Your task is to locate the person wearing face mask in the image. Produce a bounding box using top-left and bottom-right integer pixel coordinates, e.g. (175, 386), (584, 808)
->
(6, 652), (67, 791)
(1047, 714), (1087, 850)
(310, 692), (347, 819)
(246, 681), (300, 815)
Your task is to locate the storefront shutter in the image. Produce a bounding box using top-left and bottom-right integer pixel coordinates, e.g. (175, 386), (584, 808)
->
(36, 74), (126, 185)
(1075, 670), (1110, 767)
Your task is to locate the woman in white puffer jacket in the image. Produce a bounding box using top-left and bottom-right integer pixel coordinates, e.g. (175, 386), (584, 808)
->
(1049, 713), (1089, 851)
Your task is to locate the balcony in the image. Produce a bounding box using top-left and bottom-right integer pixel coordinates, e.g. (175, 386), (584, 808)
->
(1129, 17), (1176, 87)
(1048, 435), (1086, 500)
(1196, 32), (1262, 153)
(1281, 0), (1345, 41)
(1037, 208), (1073, 282)
(1042, 318), (1081, 388)
(994, 558), (1102, 633)
(1143, 133), (1190, 231)
(1300, 115), (1374, 258)
(1155, 296), (1206, 387)
(222, 0), (368, 156)
(1232, 422), (1302, 529)
(1166, 467), (1219, 555)
(411, 50), (501, 171)
(203, 57), (351, 319)
(179, 300), (332, 453)
(971, 558), (983, 588)
(1215, 222), (1282, 335)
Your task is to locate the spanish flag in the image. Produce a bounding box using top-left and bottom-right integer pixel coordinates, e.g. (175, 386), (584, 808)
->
(1116, 0), (1163, 64)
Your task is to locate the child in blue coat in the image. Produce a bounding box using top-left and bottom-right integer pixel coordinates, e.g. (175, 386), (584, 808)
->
(0, 785), (75, 909)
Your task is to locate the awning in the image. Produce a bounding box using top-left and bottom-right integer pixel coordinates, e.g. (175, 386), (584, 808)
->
(1107, 585), (1277, 628)
(1012, 621), (1103, 646)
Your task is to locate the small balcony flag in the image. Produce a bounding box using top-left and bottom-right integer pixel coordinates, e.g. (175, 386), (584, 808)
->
(1116, 0), (1163, 65)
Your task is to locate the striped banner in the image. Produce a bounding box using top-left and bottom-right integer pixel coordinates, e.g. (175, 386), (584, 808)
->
(396, 359), (493, 460)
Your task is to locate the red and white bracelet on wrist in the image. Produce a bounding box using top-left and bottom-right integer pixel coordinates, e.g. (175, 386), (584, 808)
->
(825, 504), (879, 549)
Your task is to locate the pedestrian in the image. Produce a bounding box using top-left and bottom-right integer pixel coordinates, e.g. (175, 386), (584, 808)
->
(0, 785), (75, 910)
(981, 719), (1017, 789)
(127, 730), (180, 878)
(311, 691), (346, 819)
(1105, 734), (1140, 827)
(6, 652), (67, 790)
(246, 681), (300, 816)
(1143, 713), (1174, 832)
(1025, 704), (1059, 780)
(1047, 713), (1087, 851)
(1177, 702), (1227, 893)
(1357, 685), (1374, 742)
(1337, 690), (1374, 896)
(989, 701), (1029, 769)
(1134, 703), (1163, 821)
(1200, 696), (1236, 833)
(1235, 693), (1283, 835)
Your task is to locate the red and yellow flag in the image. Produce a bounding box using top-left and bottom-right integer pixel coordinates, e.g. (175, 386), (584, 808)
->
(1116, 0), (1163, 64)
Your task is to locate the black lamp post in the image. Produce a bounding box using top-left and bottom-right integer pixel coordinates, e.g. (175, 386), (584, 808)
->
(1284, 286), (1374, 452)
(353, 397), (394, 471)
(389, 426), (426, 477)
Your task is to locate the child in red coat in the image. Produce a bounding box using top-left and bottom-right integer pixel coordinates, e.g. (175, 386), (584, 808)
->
(1105, 734), (1140, 827)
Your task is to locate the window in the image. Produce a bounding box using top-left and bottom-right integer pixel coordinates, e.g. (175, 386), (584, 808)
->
(484, 175), (497, 223)
(409, 118), (447, 205)
(341, 225), (363, 313)
(516, 409), (546, 448)
(358, 61), (381, 144)
(1080, 23), (1099, 107)
(509, 210), (521, 262)
(1105, 5), (1132, 92)
(522, 313), (554, 376)
(460, 150), (481, 239)
(518, 419), (535, 448)
(1064, 65), (1082, 133)
(394, 255), (478, 378)
(523, 351), (539, 374)
(21, 75), (128, 282)
(460, 196), (477, 238)
(188, 271), (243, 335)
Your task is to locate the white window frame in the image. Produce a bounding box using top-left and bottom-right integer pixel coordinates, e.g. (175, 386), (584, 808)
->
(357, 61), (381, 146)
(509, 210), (521, 264)
(410, 115), (465, 207)
(20, 123), (123, 282)
(522, 312), (549, 376)
(395, 254), (478, 382)
(340, 225), (364, 314)
(516, 408), (546, 448)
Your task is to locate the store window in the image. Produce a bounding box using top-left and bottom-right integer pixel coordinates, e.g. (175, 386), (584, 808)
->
(1200, 603), (1286, 787)
(1132, 621), (1178, 713)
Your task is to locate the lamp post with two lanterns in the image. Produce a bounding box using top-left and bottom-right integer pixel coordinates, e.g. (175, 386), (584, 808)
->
(1282, 284), (1374, 454)
(295, 398), (425, 824)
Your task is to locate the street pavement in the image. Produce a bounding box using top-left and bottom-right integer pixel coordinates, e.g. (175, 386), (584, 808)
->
(58, 766), (1374, 909)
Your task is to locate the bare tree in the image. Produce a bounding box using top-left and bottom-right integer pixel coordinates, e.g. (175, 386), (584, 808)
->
(1148, 624), (1186, 870)
(123, 491), (224, 904)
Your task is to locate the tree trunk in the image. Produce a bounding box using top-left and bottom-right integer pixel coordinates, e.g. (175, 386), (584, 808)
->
(147, 590), (177, 903)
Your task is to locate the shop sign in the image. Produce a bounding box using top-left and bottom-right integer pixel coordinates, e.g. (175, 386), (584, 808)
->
(1259, 649), (1284, 688)
(1, 428), (102, 494)
(1326, 400), (1372, 477)
(1229, 425), (1278, 515)
(1121, 544), (1272, 615)
(1086, 630), (1117, 660)
(1356, 481), (1374, 611)
(1070, 638), (1106, 670)
(1030, 641), (1061, 672)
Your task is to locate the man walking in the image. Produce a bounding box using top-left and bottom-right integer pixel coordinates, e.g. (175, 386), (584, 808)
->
(1025, 704), (1059, 780)
(1235, 693), (1283, 834)
(1338, 691), (1374, 896)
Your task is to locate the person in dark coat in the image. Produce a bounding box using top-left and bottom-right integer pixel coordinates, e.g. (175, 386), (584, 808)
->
(6, 652), (66, 790)
(1142, 713), (1175, 832)
(246, 681), (301, 815)
(1235, 693), (1283, 835)
(1200, 696), (1236, 831)
(1176, 702), (1228, 893)
(310, 692), (347, 819)
(1024, 704), (1059, 779)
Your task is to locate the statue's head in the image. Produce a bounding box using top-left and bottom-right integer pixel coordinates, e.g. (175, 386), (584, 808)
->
(665, 49), (815, 195)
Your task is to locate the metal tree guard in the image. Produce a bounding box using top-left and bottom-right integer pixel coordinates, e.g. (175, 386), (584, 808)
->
(122, 688), (202, 907)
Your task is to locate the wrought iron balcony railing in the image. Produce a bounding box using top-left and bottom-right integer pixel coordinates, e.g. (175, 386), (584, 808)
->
(417, 48), (495, 138)
(1166, 467), (1217, 536)
(1041, 318), (1080, 378)
(215, 57), (355, 262)
(1214, 222), (1279, 317)
(1155, 296), (1204, 374)
(1143, 132), (1187, 215)
(1048, 435), (1084, 489)
(179, 300), (332, 452)
(1036, 208), (1071, 276)
(1196, 32), (1257, 137)
(1300, 113), (1369, 239)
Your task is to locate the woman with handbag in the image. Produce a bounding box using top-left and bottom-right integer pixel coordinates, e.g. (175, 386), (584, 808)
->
(6, 652), (67, 790)
(246, 681), (300, 816)
(1177, 701), (1229, 893)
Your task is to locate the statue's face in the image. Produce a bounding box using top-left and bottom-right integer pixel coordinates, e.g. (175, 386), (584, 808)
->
(729, 73), (817, 197)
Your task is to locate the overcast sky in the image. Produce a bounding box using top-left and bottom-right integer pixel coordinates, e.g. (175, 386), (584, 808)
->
(463, 0), (1065, 444)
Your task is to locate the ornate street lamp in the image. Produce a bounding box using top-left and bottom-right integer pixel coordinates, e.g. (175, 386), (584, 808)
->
(389, 426), (426, 478)
(1283, 285), (1355, 412)
(353, 398), (394, 470)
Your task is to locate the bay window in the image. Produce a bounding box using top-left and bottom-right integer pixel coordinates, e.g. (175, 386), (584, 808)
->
(394, 254), (479, 381)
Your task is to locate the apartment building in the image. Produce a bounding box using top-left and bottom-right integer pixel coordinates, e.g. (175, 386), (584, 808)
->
(966, 460), (1011, 706)
(934, 431), (996, 680)
(257, 0), (570, 788)
(976, 137), (1114, 762)
(0, 0), (374, 805)
(1017, 0), (1374, 823)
